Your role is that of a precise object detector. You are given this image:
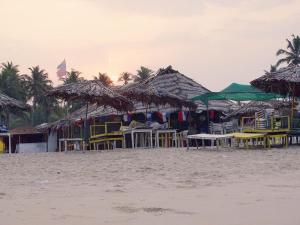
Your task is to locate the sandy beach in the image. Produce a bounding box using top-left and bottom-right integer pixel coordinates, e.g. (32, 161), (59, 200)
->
(1, 148), (300, 225)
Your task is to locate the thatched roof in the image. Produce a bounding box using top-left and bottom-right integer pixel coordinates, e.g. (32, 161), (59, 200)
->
(0, 92), (29, 111)
(11, 126), (43, 135)
(42, 66), (234, 131)
(48, 80), (133, 111)
(224, 100), (291, 119)
(251, 65), (300, 97)
(117, 80), (195, 109)
(120, 65), (232, 111)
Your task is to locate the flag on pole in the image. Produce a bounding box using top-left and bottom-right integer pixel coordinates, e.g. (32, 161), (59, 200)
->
(57, 59), (66, 79)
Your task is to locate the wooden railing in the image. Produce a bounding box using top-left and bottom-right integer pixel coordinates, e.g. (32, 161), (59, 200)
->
(90, 122), (123, 138)
(241, 116), (290, 133)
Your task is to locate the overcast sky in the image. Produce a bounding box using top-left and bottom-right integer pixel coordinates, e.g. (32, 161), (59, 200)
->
(0, 0), (299, 90)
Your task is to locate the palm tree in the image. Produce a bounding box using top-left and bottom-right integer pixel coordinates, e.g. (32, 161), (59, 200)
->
(276, 34), (300, 67)
(118, 72), (132, 85)
(63, 69), (85, 113)
(24, 66), (52, 110)
(134, 66), (154, 82)
(0, 62), (27, 102)
(94, 72), (113, 86)
(23, 66), (56, 124)
(64, 69), (84, 84)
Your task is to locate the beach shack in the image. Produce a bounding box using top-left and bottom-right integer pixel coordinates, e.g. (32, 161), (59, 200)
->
(10, 126), (48, 153)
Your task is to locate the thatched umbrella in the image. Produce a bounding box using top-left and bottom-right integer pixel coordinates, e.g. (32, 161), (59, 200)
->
(251, 65), (300, 117)
(223, 100), (291, 120)
(0, 92), (30, 128)
(117, 81), (195, 109)
(48, 80), (133, 111)
(251, 65), (300, 97)
(47, 80), (134, 147)
(0, 92), (29, 111)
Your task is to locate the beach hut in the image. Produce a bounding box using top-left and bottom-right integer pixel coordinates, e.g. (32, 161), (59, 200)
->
(10, 126), (47, 153)
(251, 65), (300, 142)
(251, 65), (300, 116)
(0, 92), (30, 153)
(47, 80), (133, 150)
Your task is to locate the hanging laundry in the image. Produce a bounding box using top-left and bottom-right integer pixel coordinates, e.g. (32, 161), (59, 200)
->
(178, 111), (187, 122)
(209, 110), (215, 120)
(162, 112), (167, 122)
(146, 112), (152, 121)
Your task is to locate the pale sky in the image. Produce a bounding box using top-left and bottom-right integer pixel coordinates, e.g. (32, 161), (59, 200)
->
(0, 0), (299, 91)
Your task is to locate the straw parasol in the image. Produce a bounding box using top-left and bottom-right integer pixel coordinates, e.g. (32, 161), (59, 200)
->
(117, 80), (195, 109)
(118, 65), (232, 110)
(48, 80), (133, 111)
(47, 80), (134, 146)
(251, 65), (300, 117)
(0, 92), (30, 128)
(0, 92), (29, 111)
(251, 65), (300, 97)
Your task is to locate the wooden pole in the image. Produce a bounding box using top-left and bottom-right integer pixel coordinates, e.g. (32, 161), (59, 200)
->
(84, 102), (89, 150)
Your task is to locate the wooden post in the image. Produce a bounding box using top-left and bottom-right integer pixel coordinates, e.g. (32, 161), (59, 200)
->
(84, 102), (89, 150)
(8, 133), (11, 154)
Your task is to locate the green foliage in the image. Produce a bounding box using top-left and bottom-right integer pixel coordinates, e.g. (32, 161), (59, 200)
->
(64, 69), (84, 84)
(94, 72), (113, 86)
(118, 72), (132, 85)
(63, 69), (85, 113)
(134, 66), (153, 82)
(23, 66), (52, 109)
(276, 34), (300, 67)
(0, 62), (27, 102)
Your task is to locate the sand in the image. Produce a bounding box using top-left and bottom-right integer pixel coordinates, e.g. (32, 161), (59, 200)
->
(1, 148), (300, 225)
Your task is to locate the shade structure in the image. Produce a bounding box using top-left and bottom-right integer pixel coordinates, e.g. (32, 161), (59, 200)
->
(117, 80), (195, 109)
(192, 83), (281, 106)
(48, 80), (134, 112)
(48, 80), (134, 147)
(0, 92), (29, 111)
(224, 100), (291, 120)
(251, 65), (300, 97)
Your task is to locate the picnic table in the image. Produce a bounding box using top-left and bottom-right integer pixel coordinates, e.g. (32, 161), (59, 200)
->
(187, 133), (234, 149)
(58, 138), (84, 152)
(123, 128), (153, 149)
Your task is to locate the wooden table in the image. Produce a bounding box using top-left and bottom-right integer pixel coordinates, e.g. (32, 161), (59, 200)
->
(154, 129), (177, 148)
(187, 133), (234, 149)
(266, 133), (288, 148)
(232, 133), (266, 149)
(123, 128), (153, 149)
(58, 138), (84, 152)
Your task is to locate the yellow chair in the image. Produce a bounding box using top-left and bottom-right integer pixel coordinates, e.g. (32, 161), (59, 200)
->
(0, 138), (5, 153)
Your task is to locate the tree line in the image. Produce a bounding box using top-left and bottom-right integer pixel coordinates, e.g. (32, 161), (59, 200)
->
(0, 64), (154, 128)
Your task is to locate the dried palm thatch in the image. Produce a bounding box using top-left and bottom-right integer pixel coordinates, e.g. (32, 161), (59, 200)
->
(47, 80), (133, 111)
(117, 81), (194, 109)
(118, 65), (232, 111)
(251, 65), (300, 97)
(0, 92), (29, 111)
(224, 100), (291, 119)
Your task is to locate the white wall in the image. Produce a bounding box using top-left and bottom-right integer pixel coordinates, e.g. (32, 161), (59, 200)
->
(47, 130), (57, 152)
(17, 143), (47, 153)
